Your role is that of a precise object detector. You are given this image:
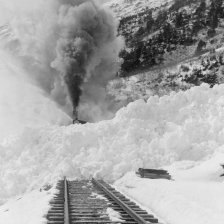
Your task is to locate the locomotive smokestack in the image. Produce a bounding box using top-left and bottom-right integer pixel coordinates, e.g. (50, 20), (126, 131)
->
(72, 107), (78, 124)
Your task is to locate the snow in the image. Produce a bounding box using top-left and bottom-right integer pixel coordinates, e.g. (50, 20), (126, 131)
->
(113, 142), (224, 224)
(0, 48), (70, 203)
(1, 25), (224, 223)
(91, 192), (108, 201)
(106, 0), (173, 18)
(1, 78), (224, 203)
(106, 207), (124, 222)
(0, 81), (223, 205)
(0, 186), (56, 224)
(167, 153), (224, 182)
(115, 163), (224, 224)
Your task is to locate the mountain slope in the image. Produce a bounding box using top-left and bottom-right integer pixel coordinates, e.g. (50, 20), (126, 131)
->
(106, 0), (224, 103)
(105, 0), (173, 18)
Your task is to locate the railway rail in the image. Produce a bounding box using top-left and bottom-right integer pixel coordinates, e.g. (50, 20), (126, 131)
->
(47, 178), (162, 224)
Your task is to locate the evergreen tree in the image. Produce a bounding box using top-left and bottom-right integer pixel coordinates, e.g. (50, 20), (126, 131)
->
(207, 0), (223, 30)
(146, 10), (154, 33)
(195, 0), (206, 18)
(175, 12), (184, 28)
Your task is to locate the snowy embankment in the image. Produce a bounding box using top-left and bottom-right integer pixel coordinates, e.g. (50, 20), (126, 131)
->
(0, 49), (70, 203)
(0, 187), (57, 224)
(115, 156), (224, 224)
(1, 49), (224, 222)
(1, 64), (224, 197)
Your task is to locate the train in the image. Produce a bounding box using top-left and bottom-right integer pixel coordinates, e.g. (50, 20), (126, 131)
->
(72, 108), (87, 124)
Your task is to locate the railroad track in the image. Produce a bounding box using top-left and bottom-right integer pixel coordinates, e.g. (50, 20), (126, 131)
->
(47, 178), (161, 224)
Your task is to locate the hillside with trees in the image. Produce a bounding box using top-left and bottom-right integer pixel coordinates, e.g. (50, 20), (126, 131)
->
(106, 0), (224, 103)
(111, 0), (224, 85)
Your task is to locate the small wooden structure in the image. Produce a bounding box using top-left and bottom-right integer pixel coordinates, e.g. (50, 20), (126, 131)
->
(136, 168), (172, 180)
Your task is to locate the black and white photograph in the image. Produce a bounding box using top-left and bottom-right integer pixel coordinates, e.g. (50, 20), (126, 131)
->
(0, 0), (223, 223)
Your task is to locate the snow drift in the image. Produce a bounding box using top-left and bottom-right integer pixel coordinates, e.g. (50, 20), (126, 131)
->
(115, 171), (224, 224)
(0, 0), (224, 211)
(1, 82), (224, 203)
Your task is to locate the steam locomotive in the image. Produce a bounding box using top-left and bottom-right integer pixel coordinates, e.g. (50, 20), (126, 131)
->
(72, 108), (87, 124)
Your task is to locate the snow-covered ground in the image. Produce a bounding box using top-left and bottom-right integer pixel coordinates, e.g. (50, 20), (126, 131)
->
(0, 1), (224, 223)
(0, 49), (70, 203)
(0, 186), (57, 224)
(1, 43), (224, 222)
(105, 0), (173, 18)
(115, 158), (224, 224)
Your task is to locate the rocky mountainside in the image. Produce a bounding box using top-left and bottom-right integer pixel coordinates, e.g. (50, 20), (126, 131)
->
(106, 0), (224, 103)
(1, 0), (224, 106)
(107, 0), (224, 86)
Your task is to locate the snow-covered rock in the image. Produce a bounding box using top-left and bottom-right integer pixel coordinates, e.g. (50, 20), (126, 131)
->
(105, 0), (173, 18)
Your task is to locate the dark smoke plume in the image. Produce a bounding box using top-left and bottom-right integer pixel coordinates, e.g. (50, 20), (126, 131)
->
(51, 0), (124, 116)
(0, 0), (124, 121)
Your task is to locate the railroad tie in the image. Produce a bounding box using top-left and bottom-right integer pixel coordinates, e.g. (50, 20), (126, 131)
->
(46, 178), (163, 224)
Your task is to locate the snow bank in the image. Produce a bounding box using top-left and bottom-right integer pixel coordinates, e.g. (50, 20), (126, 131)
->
(114, 169), (224, 224)
(0, 49), (70, 203)
(113, 151), (224, 224)
(1, 82), (224, 203)
(0, 186), (56, 224)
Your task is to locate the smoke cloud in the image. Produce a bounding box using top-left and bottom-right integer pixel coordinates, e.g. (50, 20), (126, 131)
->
(0, 0), (124, 121)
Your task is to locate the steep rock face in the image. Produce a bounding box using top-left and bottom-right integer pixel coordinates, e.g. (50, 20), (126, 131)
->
(107, 0), (224, 88)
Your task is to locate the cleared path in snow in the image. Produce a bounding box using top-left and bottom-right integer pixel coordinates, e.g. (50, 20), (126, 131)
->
(46, 178), (162, 224)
